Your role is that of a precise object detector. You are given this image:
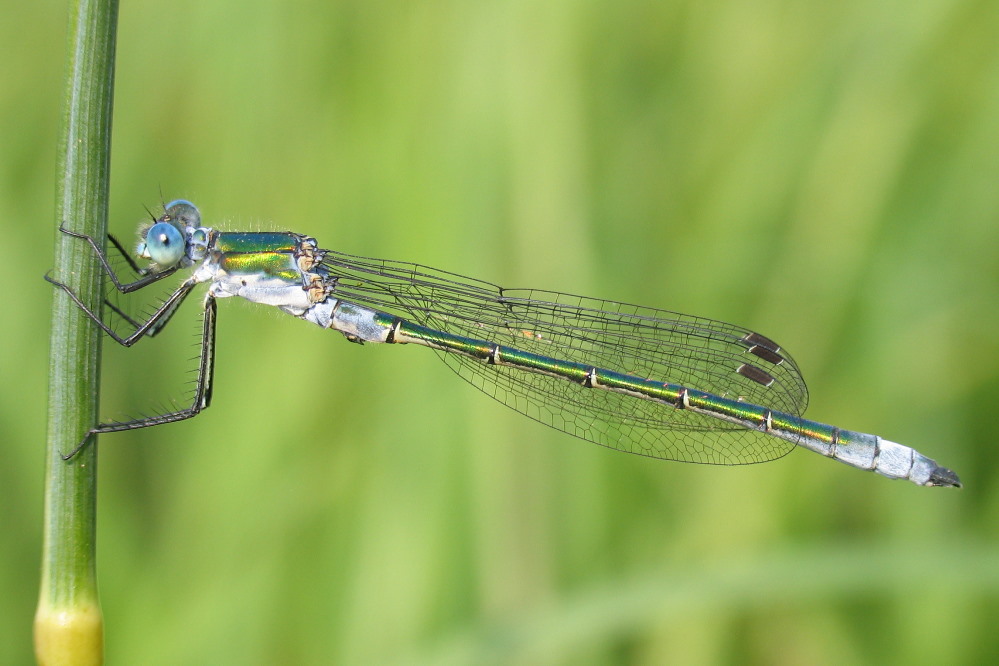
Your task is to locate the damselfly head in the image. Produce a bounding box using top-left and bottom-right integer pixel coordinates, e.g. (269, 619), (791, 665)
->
(135, 200), (201, 269)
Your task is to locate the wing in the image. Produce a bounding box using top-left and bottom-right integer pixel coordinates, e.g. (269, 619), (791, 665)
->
(321, 249), (808, 465)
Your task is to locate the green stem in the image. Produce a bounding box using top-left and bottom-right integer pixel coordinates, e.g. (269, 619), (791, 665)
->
(35, 0), (118, 664)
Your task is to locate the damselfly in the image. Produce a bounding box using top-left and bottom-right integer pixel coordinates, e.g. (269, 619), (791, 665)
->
(48, 200), (960, 487)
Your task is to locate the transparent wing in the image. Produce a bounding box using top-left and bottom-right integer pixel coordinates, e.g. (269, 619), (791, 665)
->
(321, 249), (809, 465)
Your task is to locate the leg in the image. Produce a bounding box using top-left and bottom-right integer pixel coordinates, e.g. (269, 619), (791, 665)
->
(102, 284), (193, 338)
(46, 273), (199, 346)
(62, 294), (218, 459)
(58, 223), (178, 293)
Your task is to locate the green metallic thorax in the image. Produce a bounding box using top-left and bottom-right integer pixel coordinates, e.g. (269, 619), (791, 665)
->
(214, 231), (303, 282)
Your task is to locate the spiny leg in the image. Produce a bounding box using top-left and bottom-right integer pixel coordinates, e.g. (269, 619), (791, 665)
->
(102, 284), (195, 338)
(58, 223), (178, 293)
(46, 272), (198, 346)
(61, 294), (218, 460)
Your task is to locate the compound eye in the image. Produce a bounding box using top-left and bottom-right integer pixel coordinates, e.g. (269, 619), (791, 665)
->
(162, 200), (201, 228)
(141, 222), (185, 266)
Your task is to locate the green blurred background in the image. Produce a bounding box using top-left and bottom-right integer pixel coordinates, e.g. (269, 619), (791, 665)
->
(4, 1), (998, 664)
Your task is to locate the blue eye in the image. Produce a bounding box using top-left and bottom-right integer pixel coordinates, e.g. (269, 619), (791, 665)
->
(142, 222), (185, 266)
(163, 200), (201, 228)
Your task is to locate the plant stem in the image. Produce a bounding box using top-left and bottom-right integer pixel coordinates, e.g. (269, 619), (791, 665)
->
(35, 0), (118, 664)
